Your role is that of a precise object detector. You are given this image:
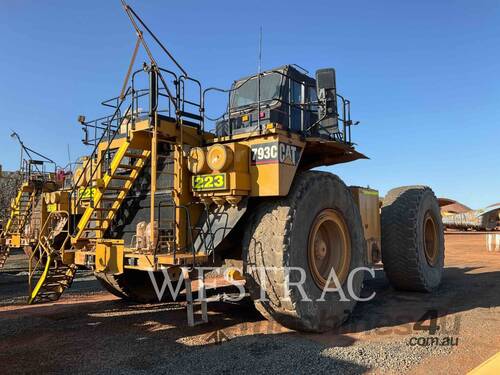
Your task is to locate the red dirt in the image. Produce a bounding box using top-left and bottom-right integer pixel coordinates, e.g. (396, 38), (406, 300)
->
(0, 233), (498, 374)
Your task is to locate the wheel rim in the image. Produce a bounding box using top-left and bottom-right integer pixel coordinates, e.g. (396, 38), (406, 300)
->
(307, 209), (351, 288)
(423, 212), (439, 266)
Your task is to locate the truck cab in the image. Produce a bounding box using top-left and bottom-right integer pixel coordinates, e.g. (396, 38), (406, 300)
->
(216, 65), (343, 140)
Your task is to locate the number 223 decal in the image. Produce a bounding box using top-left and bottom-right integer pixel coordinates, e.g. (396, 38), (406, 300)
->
(192, 173), (227, 191)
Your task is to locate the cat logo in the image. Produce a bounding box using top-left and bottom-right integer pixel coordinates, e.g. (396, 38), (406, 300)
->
(251, 142), (302, 166)
(278, 143), (299, 165)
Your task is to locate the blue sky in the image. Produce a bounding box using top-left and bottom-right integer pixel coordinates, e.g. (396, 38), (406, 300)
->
(1, 0), (499, 208)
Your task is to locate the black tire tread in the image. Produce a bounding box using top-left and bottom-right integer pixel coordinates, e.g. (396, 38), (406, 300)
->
(243, 171), (364, 332)
(94, 270), (177, 303)
(94, 271), (130, 300)
(381, 185), (444, 292)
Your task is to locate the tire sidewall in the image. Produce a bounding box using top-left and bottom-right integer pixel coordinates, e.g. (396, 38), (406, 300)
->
(416, 192), (444, 288)
(286, 174), (365, 329)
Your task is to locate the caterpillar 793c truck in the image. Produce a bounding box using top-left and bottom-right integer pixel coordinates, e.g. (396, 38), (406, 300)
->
(23, 2), (445, 332)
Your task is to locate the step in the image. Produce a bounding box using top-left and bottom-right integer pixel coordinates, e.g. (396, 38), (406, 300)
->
(36, 291), (60, 297)
(100, 197), (120, 201)
(36, 293), (61, 300)
(39, 287), (63, 294)
(45, 277), (71, 283)
(105, 187), (127, 191)
(94, 207), (118, 212)
(44, 280), (71, 287)
(42, 283), (65, 289)
(111, 175), (134, 181)
(50, 268), (72, 274)
(117, 164), (140, 170)
(46, 274), (71, 280)
(124, 152), (147, 159)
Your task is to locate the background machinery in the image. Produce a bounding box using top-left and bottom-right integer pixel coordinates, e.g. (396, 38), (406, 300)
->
(0, 133), (60, 270)
(22, 2), (445, 332)
(442, 203), (500, 231)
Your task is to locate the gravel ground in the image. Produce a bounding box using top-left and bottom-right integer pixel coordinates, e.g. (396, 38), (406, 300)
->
(0, 234), (498, 374)
(322, 338), (453, 373)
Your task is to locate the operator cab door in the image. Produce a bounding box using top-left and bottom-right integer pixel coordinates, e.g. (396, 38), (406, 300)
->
(282, 66), (317, 134)
(287, 78), (319, 133)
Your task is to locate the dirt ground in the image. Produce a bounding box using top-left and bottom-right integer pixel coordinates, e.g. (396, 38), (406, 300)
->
(0, 233), (498, 374)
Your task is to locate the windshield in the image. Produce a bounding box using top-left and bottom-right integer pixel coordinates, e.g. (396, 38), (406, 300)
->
(230, 72), (282, 109)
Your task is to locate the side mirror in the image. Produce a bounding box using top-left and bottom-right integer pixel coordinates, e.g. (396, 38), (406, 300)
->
(315, 68), (338, 133)
(82, 127), (89, 145)
(77, 115), (86, 124)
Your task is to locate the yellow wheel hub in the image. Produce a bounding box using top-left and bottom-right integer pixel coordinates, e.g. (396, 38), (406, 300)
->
(423, 212), (439, 266)
(308, 209), (351, 288)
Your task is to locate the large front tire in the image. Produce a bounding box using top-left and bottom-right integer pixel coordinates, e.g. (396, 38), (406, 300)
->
(243, 171), (365, 332)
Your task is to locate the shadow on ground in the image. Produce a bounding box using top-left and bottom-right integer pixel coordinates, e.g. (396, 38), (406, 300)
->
(339, 266), (500, 335)
(0, 263), (498, 373)
(0, 296), (367, 374)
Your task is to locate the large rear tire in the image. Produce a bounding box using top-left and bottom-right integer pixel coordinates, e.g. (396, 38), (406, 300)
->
(381, 185), (445, 292)
(243, 171), (365, 332)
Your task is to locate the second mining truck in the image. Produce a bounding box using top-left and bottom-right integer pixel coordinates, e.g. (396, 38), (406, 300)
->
(26, 2), (445, 332)
(0, 133), (60, 270)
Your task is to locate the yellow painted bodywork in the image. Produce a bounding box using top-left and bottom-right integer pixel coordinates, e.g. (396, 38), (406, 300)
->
(61, 118), (367, 275)
(10, 234), (21, 248)
(192, 130), (305, 201)
(350, 187), (381, 264)
(468, 352), (500, 375)
(95, 240), (124, 274)
(68, 116), (211, 270)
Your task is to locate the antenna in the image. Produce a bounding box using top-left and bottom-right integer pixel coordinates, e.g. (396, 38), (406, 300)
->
(258, 26), (262, 74)
(257, 26), (263, 132)
(67, 144), (72, 171)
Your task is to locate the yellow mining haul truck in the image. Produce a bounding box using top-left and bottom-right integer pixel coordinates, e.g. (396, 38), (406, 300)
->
(26, 3), (445, 332)
(0, 140), (59, 270)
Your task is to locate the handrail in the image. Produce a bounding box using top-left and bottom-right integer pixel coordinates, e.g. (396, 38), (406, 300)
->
(202, 68), (355, 143)
(3, 182), (34, 235)
(29, 211), (69, 291)
(70, 87), (133, 217)
(157, 201), (196, 266)
(121, 1), (188, 77)
(179, 75), (203, 127)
